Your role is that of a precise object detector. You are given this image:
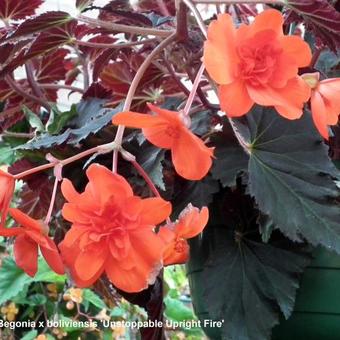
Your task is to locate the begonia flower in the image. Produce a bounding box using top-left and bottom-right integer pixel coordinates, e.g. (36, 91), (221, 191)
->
(59, 163), (172, 293)
(204, 9), (312, 119)
(302, 72), (340, 139)
(0, 208), (65, 277)
(158, 204), (209, 266)
(112, 103), (214, 181)
(0, 169), (15, 228)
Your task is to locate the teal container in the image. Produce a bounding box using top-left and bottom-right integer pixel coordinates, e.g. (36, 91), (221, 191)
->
(272, 247), (340, 340)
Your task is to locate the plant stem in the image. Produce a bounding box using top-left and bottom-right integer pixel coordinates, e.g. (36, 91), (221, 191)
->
(14, 141), (117, 180)
(2, 131), (35, 139)
(183, 63), (206, 115)
(5, 75), (51, 112)
(176, 1), (189, 42)
(78, 15), (174, 37)
(44, 176), (59, 224)
(310, 47), (323, 68)
(25, 61), (51, 111)
(38, 83), (85, 94)
(131, 161), (161, 197)
(182, 0), (208, 37)
(75, 38), (157, 49)
(112, 33), (177, 173)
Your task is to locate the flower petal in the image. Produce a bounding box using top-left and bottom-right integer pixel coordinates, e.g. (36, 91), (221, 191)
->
(171, 130), (213, 180)
(86, 164), (133, 204)
(9, 208), (42, 232)
(0, 170), (15, 228)
(280, 35), (312, 68)
(74, 243), (108, 281)
(318, 79), (340, 125)
(138, 197), (172, 225)
(61, 179), (80, 203)
(219, 81), (254, 117)
(106, 229), (164, 292)
(247, 77), (311, 119)
(311, 90), (329, 139)
(158, 227), (189, 266)
(40, 237), (65, 275)
(176, 206), (209, 239)
(248, 9), (284, 37)
(204, 13), (238, 85)
(112, 111), (161, 128)
(14, 235), (38, 277)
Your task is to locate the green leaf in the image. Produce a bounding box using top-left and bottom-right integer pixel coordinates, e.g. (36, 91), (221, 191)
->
(189, 223), (311, 340)
(211, 118), (248, 187)
(33, 257), (66, 283)
(0, 145), (16, 165)
(82, 289), (107, 310)
(137, 142), (166, 190)
(23, 106), (45, 133)
(0, 257), (32, 304)
(165, 296), (196, 322)
(21, 330), (38, 340)
(25, 293), (47, 306)
(46, 105), (78, 135)
(0, 256), (65, 305)
(19, 102), (123, 150)
(233, 106), (340, 250)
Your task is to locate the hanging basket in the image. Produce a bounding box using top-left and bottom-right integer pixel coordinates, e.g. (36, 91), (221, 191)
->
(188, 233), (340, 340)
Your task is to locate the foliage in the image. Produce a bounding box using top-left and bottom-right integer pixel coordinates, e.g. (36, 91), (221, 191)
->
(0, 1), (339, 340)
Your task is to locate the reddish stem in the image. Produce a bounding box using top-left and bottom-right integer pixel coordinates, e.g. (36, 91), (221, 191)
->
(14, 142), (117, 180)
(131, 161), (161, 197)
(44, 176), (59, 224)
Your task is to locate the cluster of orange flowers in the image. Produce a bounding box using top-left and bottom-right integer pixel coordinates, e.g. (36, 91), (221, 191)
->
(0, 165), (208, 293)
(0, 9), (339, 293)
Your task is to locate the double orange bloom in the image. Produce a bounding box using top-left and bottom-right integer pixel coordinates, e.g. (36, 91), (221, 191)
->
(204, 9), (340, 138)
(204, 9), (312, 119)
(59, 163), (209, 292)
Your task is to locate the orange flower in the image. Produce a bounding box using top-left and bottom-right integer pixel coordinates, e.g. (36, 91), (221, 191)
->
(59, 163), (172, 293)
(302, 73), (340, 139)
(0, 169), (15, 228)
(112, 103), (214, 180)
(204, 9), (312, 119)
(0, 208), (64, 277)
(158, 204), (209, 266)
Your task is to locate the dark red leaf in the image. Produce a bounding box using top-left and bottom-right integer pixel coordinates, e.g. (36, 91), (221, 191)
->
(0, 107), (24, 133)
(136, 0), (176, 16)
(286, 0), (340, 52)
(93, 48), (117, 81)
(5, 11), (73, 42)
(0, 79), (28, 131)
(0, 21), (76, 77)
(35, 48), (69, 84)
(83, 82), (112, 100)
(79, 35), (117, 61)
(64, 58), (81, 85)
(99, 6), (152, 27)
(0, 0), (43, 20)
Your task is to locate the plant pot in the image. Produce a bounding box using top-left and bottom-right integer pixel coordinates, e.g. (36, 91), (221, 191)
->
(272, 247), (340, 340)
(188, 239), (340, 340)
